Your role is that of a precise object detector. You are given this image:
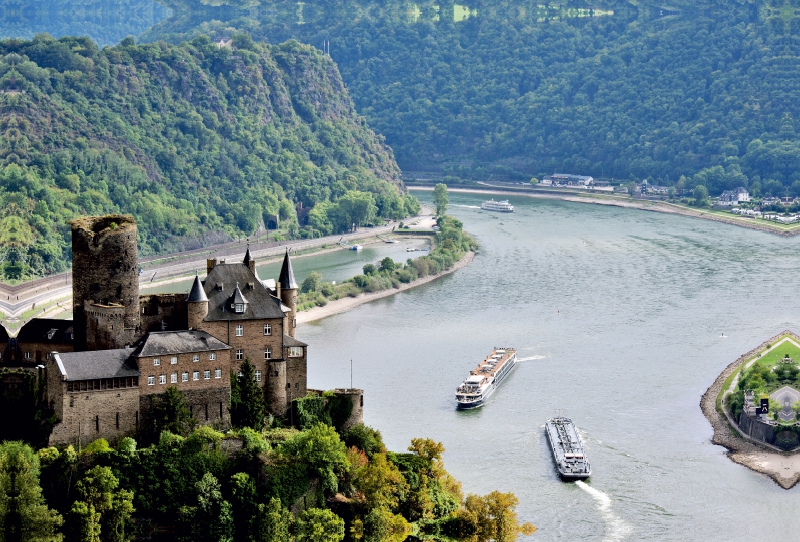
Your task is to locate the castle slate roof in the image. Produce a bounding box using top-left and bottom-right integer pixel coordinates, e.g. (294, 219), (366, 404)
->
(283, 334), (308, 347)
(243, 246), (253, 266)
(279, 249), (297, 290)
(137, 330), (230, 357)
(17, 318), (73, 344)
(203, 263), (285, 321)
(55, 348), (139, 381)
(0, 324), (8, 341)
(187, 275), (208, 303)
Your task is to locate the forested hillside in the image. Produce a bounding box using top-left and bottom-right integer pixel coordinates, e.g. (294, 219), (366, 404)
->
(0, 35), (415, 281)
(145, 0), (800, 195)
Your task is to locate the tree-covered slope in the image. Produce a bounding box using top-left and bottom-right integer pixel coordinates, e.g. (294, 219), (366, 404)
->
(0, 34), (414, 280)
(143, 0), (800, 194)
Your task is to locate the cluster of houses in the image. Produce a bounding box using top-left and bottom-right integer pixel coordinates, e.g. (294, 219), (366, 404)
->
(541, 174), (611, 189)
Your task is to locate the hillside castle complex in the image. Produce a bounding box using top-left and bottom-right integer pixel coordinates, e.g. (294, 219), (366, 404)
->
(0, 214), (361, 446)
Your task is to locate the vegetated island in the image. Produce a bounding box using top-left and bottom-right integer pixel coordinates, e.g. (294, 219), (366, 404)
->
(297, 214), (476, 324)
(0, 364), (534, 541)
(409, 185), (800, 237)
(701, 331), (800, 489)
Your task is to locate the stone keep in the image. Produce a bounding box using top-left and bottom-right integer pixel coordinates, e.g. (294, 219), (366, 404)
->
(70, 215), (140, 350)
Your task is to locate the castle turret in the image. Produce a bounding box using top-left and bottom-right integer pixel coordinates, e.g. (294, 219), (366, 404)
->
(70, 215), (140, 350)
(243, 246), (255, 274)
(278, 249), (298, 338)
(187, 274), (209, 330)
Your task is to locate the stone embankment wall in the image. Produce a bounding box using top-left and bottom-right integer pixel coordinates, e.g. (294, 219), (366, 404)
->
(738, 413), (776, 445)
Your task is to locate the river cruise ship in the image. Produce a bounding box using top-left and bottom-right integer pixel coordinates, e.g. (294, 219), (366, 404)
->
(481, 199), (515, 212)
(545, 416), (592, 480)
(455, 348), (517, 409)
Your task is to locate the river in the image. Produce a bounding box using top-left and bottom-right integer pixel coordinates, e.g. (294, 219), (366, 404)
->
(299, 192), (800, 541)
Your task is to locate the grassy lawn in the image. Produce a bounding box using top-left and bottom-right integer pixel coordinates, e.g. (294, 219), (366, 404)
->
(750, 337), (800, 370)
(716, 335), (800, 409)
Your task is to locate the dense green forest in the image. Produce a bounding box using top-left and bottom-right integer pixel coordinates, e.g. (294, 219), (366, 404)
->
(0, 34), (416, 280)
(0, 0), (169, 47)
(0, 369), (534, 541)
(143, 0), (800, 195)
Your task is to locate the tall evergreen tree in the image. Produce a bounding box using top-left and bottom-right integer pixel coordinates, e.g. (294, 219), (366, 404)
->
(230, 359), (266, 430)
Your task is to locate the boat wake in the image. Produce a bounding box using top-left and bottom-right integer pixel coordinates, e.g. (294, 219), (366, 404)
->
(452, 204), (482, 209)
(516, 355), (548, 362)
(575, 481), (633, 541)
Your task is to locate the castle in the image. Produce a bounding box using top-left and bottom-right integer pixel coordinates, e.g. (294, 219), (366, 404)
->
(4, 214), (320, 446)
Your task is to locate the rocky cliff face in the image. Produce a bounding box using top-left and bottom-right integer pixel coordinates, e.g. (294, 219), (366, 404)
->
(0, 34), (403, 281)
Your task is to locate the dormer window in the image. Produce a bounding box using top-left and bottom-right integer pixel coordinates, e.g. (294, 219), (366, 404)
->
(235, 303), (244, 313)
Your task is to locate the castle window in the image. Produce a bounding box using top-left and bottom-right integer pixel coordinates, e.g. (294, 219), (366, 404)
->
(236, 324), (243, 337)
(214, 369), (222, 379)
(255, 370), (261, 382)
(204, 370), (211, 380)
(170, 357), (178, 365)
(265, 348), (271, 360)
(234, 303), (245, 313)
(193, 371), (199, 381)
(295, 383), (299, 389)
(182, 372), (188, 382)
(159, 375), (166, 384)
(170, 373), (177, 383)
(264, 324), (271, 335)
(147, 376), (155, 386)
(288, 347), (303, 358)
(192, 354), (199, 362)
(209, 353), (217, 361)
(236, 349), (243, 360)
(24, 352), (31, 360)
(286, 383), (290, 389)
(153, 358), (161, 366)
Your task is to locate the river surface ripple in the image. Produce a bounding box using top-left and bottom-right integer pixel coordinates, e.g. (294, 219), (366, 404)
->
(300, 192), (799, 541)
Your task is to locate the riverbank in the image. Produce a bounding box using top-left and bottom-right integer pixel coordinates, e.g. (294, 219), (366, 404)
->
(297, 251), (474, 324)
(409, 186), (800, 237)
(700, 330), (800, 489)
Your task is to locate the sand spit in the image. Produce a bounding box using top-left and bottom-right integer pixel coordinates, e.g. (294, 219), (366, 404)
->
(297, 251), (474, 324)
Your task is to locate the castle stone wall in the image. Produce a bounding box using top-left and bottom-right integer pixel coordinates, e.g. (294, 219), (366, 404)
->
(48, 384), (140, 447)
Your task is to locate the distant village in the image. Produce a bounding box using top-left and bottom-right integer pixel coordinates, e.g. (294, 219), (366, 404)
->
(540, 174), (800, 224)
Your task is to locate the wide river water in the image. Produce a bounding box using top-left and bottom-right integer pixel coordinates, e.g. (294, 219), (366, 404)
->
(299, 192), (800, 541)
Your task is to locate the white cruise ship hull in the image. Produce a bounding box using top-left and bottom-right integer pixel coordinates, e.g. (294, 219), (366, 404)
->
(456, 353), (517, 409)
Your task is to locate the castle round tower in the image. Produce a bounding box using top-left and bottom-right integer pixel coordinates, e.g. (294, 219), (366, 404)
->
(186, 274), (209, 330)
(278, 249), (298, 338)
(70, 215), (140, 350)
(267, 360), (288, 416)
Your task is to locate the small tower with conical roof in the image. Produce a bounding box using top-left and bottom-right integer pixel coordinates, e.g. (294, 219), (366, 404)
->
(278, 249), (298, 338)
(243, 245), (255, 274)
(187, 273), (209, 330)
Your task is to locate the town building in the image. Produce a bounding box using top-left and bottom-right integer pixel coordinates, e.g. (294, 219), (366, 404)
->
(718, 187), (750, 206)
(544, 173), (595, 187)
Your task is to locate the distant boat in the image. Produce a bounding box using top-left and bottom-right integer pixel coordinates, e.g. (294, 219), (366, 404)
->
(481, 199), (514, 212)
(350, 244), (363, 251)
